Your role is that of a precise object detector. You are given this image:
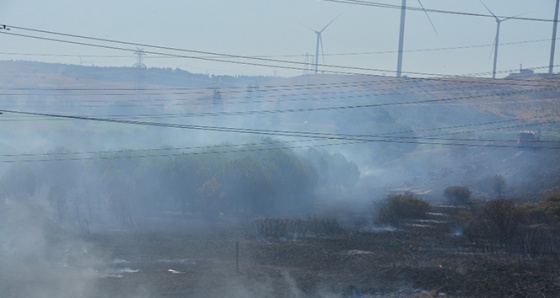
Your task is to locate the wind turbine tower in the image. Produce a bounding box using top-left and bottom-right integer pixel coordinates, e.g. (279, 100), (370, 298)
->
(311, 15), (341, 74)
(396, 0), (437, 78)
(480, 1), (519, 79)
(549, 0), (560, 74)
(396, 0), (407, 78)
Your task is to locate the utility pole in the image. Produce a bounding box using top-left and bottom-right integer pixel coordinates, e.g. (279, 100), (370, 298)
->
(134, 48), (146, 102)
(550, 0), (560, 74)
(396, 0), (407, 78)
(133, 48), (146, 69)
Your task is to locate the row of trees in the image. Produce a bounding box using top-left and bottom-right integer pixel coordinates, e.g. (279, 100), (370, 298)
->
(0, 138), (360, 229)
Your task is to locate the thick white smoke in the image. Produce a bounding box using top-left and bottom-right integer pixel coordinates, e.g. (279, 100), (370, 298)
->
(0, 199), (100, 298)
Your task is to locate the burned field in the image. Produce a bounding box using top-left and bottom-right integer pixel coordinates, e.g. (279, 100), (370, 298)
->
(2, 62), (560, 298)
(2, 141), (559, 298)
(87, 206), (560, 298)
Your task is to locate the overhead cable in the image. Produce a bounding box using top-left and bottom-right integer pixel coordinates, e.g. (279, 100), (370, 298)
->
(3, 25), (557, 78)
(321, 0), (554, 22)
(0, 108), (558, 151)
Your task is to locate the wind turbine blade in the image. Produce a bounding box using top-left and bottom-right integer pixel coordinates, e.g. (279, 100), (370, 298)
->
(296, 21), (316, 33)
(489, 39), (496, 59)
(502, 12), (526, 22)
(417, 0), (438, 35)
(479, 0), (498, 21)
(320, 13), (343, 33)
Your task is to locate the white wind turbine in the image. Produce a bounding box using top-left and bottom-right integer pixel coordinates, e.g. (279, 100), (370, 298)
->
(480, 1), (521, 79)
(396, 0), (438, 78)
(303, 15), (342, 74)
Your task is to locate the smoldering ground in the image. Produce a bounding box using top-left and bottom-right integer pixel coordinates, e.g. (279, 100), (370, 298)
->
(0, 200), (308, 298)
(0, 200), (100, 298)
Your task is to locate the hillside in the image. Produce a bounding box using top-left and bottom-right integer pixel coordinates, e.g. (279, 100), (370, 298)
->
(1, 61), (560, 298)
(1, 60), (559, 198)
(2, 60), (559, 123)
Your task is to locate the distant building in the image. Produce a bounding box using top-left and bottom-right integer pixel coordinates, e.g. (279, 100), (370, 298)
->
(506, 68), (534, 79)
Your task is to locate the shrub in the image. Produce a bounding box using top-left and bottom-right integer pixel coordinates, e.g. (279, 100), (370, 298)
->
(462, 198), (560, 258)
(479, 199), (524, 242)
(537, 191), (560, 223)
(444, 186), (471, 204)
(375, 192), (430, 226)
(513, 192), (560, 226)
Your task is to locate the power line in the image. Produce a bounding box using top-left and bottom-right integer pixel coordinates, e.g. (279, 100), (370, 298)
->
(0, 118), (556, 163)
(321, 38), (560, 57)
(4, 84), (558, 112)
(0, 139), (383, 164)
(0, 25), (560, 78)
(0, 108), (558, 151)
(5, 94), (556, 112)
(0, 108), (556, 163)
(95, 88), (560, 119)
(1, 70), (557, 94)
(0, 138), (326, 159)
(321, 0), (554, 22)
(0, 52), (131, 58)
(0, 78), (556, 101)
(0, 27), (445, 76)
(1, 30), (556, 115)
(0, 27), (446, 77)
(3, 24), (555, 78)
(0, 85), (556, 120)
(0, 37), (557, 59)
(1, 67), (559, 110)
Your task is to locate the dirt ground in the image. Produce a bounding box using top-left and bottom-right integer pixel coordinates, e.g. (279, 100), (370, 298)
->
(84, 216), (560, 298)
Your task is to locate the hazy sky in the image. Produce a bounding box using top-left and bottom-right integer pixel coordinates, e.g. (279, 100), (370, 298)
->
(0, 0), (556, 77)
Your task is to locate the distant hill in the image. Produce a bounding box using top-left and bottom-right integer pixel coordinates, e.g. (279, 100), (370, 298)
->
(0, 60), (276, 89)
(1, 60), (559, 142)
(0, 60), (559, 197)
